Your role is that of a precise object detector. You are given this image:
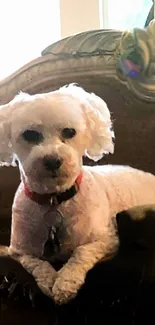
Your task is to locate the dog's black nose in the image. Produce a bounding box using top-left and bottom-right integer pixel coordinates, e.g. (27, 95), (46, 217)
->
(43, 155), (63, 171)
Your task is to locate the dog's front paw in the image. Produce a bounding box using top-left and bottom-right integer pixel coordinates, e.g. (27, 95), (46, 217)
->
(32, 262), (57, 298)
(37, 278), (56, 298)
(18, 255), (57, 298)
(52, 271), (85, 304)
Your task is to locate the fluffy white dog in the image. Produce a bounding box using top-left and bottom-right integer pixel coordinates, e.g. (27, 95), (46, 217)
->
(0, 84), (155, 304)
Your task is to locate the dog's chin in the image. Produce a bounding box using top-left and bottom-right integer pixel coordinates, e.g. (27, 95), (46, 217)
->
(25, 172), (79, 194)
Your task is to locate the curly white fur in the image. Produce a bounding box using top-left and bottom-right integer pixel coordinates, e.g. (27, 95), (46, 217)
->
(0, 84), (155, 304)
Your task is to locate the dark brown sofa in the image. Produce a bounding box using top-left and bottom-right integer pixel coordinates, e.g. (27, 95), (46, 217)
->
(0, 21), (155, 325)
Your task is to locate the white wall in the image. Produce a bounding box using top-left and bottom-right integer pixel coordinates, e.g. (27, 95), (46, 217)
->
(0, 0), (61, 79)
(60, 0), (101, 38)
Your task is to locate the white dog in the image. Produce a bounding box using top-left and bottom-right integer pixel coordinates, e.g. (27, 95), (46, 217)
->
(0, 84), (155, 304)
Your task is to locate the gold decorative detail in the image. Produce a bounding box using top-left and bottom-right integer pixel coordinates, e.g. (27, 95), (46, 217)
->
(117, 20), (155, 102)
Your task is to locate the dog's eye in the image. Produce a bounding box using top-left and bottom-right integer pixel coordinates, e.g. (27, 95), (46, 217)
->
(61, 128), (76, 139)
(22, 130), (43, 144)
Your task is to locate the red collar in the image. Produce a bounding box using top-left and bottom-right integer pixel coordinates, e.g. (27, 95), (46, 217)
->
(24, 172), (83, 206)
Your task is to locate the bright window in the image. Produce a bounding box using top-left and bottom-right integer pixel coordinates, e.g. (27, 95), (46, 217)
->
(101, 0), (153, 29)
(0, 0), (60, 79)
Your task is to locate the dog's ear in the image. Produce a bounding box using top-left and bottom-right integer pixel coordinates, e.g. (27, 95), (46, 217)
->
(82, 91), (114, 161)
(0, 92), (31, 166)
(60, 84), (114, 161)
(63, 85), (114, 161)
(0, 102), (15, 166)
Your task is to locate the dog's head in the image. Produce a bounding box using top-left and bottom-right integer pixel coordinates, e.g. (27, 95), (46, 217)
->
(0, 84), (114, 193)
